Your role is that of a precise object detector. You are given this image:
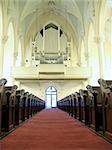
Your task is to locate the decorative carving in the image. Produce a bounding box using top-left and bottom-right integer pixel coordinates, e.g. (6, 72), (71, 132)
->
(16, 90), (21, 97)
(86, 85), (97, 106)
(86, 85), (94, 93)
(21, 89), (25, 95)
(79, 89), (87, 98)
(0, 78), (7, 86)
(98, 78), (107, 87)
(98, 78), (112, 108)
(23, 92), (29, 98)
(11, 85), (18, 92)
(86, 85), (95, 98)
(98, 78), (110, 93)
(48, 0), (55, 8)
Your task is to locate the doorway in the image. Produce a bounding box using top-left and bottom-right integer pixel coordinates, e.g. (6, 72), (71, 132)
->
(45, 86), (57, 108)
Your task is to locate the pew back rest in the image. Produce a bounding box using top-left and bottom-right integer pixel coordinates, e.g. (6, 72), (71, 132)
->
(92, 86), (102, 104)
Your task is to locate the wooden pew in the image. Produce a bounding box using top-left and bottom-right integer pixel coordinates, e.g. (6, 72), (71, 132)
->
(72, 94), (77, 119)
(31, 95), (35, 115)
(57, 96), (70, 114)
(61, 96), (69, 114)
(31, 95), (38, 115)
(21, 91), (28, 122)
(79, 90), (87, 123)
(75, 92), (82, 121)
(98, 79), (112, 142)
(1, 85), (18, 133)
(0, 79), (45, 138)
(8, 85), (18, 130)
(0, 78), (7, 136)
(15, 89), (29, 125)
(105, 80), (112, 86)
(79, 89), (89, 125)
(27, 94), (32, 119)
(30, 96), (45, 115)
(24, 92), (29, 120)
(68, 95), (73, 116)
(65, 96), (70, 114)
(37, 97), (45, 112)
(34, 96), (38, 113)
(86, 85), (103, 132)
(70, 94), (75, 117)
(15, 90), (21, 126)
(19, 89), (25, 123)
(30, 94), (34, 116)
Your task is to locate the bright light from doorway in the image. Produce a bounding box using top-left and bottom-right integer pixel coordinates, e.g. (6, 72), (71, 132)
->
(45, 86), (57, 108)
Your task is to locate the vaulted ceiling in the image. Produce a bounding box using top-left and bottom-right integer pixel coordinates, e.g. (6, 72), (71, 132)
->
(1, 0), (102, 48)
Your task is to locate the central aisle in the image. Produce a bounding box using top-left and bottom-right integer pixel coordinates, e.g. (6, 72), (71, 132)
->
(0, 108), (112, 150)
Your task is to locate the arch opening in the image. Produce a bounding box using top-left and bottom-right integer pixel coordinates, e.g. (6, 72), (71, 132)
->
(45, 86), (57, 108)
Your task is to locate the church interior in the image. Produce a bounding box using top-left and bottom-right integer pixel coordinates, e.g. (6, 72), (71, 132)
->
(0, 0), (112, 149)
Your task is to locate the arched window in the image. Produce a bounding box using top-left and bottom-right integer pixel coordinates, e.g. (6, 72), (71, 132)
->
(45, 86), (57, 108)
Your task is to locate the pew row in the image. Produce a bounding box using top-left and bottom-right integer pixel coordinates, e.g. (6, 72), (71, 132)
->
(57, 79), (112, 143)
(0, 78), (45, 138)
(98, 79), (112, 142)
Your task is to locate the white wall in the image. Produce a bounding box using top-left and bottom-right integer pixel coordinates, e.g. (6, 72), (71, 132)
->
(20, 80), (87, 101)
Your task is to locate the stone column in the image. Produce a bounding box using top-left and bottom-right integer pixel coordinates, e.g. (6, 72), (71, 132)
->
(67, 41), (71, 67)
(58, 26), (60, 52)
(84, 52), (89, 67)
(13, 52), (18, 67)
(20, 38), (25, 67)
(43, 26), (45, 52)
(97, 36), (105, 78)
(29, 39), (32, 67)
(0, 35), (8, 78)
(84, 38), (89, 67)
(110, 19), (112, 72)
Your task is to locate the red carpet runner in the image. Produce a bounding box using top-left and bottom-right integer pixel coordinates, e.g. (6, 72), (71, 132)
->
(0, 108), (112, 150)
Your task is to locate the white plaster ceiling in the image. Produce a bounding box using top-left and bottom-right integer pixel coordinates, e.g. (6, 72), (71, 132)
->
(1, 0), (101, 46)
